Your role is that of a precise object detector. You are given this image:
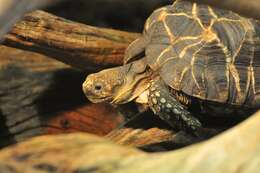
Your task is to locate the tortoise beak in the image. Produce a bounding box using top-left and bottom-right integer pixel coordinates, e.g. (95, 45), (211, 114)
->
(82, 79), (97, 102)
(82, 79), (91, 95)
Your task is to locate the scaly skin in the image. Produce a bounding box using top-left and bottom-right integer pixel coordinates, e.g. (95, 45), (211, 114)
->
(148, 79), (202, 134)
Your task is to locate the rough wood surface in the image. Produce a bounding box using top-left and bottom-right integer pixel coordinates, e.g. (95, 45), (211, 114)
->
(105, 111), (222, 151)
(0, 111), (259, 173)
(0, 46), (124, 148)
(106, 127), (202, 152)
(107, 127), (176, 147)
(3, 10), (140, 71)
(0, 0), (58, 41)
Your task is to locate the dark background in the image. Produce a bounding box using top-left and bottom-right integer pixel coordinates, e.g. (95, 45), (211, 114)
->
(46, 0), (172, 32)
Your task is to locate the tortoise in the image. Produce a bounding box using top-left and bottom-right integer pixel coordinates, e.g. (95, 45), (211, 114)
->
(82, 0), (260, 133)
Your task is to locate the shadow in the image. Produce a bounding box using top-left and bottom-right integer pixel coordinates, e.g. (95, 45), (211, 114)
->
(0, 65), (89, 147)
(0, 110), (15, 148)
(35, 68), (87, 119)
(123, 110), (172, 130)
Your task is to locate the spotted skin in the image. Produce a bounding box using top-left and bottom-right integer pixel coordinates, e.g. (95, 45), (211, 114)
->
(148, 79), (202, 133)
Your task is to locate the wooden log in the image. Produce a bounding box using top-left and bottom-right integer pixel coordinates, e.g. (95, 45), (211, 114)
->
(106, 127), (202, 152)
(3, 10), (140, 71)
(0, 46), (124, 148)
(107, 127), (176, 147)
(0, 0), (58, 42)
(0, 45), (70, 71)
(0, 111), (259, 173)
(105, 112), (220, 151)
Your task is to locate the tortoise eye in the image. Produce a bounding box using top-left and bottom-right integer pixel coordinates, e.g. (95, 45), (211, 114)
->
(94, 83), (102, 91)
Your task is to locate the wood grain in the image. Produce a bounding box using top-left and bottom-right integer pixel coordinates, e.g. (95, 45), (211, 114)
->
(0, 46), (124, 147)
(3, 10), (140, 71)
(0, 111), (259, 173)
(0, 0), (58, 41)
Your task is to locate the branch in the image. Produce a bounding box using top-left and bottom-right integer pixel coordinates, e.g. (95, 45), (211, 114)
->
(0, 111), (259, 173)
(0, 0), (58, 42)
(3, 10), (140, 71)
(106, 127), (203, 151)
(105, 111), (220, 151)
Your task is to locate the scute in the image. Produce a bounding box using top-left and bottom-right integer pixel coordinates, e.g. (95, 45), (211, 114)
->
(250, 21), (260, 107)
(142, 0), (260, 106)
(196, 4), (215, 27)
(123, 0), (260, 107)
(165, 15), (203, 38)
(169, 0), (193, 16)
(212, 8), (241, 20)
(147, 37), (201, 70)
(212, 19), (246, 57)
(144, 5), (172, 34)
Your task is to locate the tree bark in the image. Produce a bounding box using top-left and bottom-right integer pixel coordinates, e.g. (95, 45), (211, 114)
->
(0, 111), (259, 173)
(106, 127), (202, 151)
(3, 10), (140, 71)
(0, 46), (124, 148)
(0, 0), (59, 42)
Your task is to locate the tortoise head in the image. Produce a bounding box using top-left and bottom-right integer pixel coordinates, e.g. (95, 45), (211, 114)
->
(82, 59), (151, 104)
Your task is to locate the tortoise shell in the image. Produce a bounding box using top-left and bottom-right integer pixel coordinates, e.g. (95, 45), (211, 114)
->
(125, 0), (260, 108)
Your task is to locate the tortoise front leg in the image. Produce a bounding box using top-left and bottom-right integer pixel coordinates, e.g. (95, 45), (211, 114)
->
(148, 79), (202, 134)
